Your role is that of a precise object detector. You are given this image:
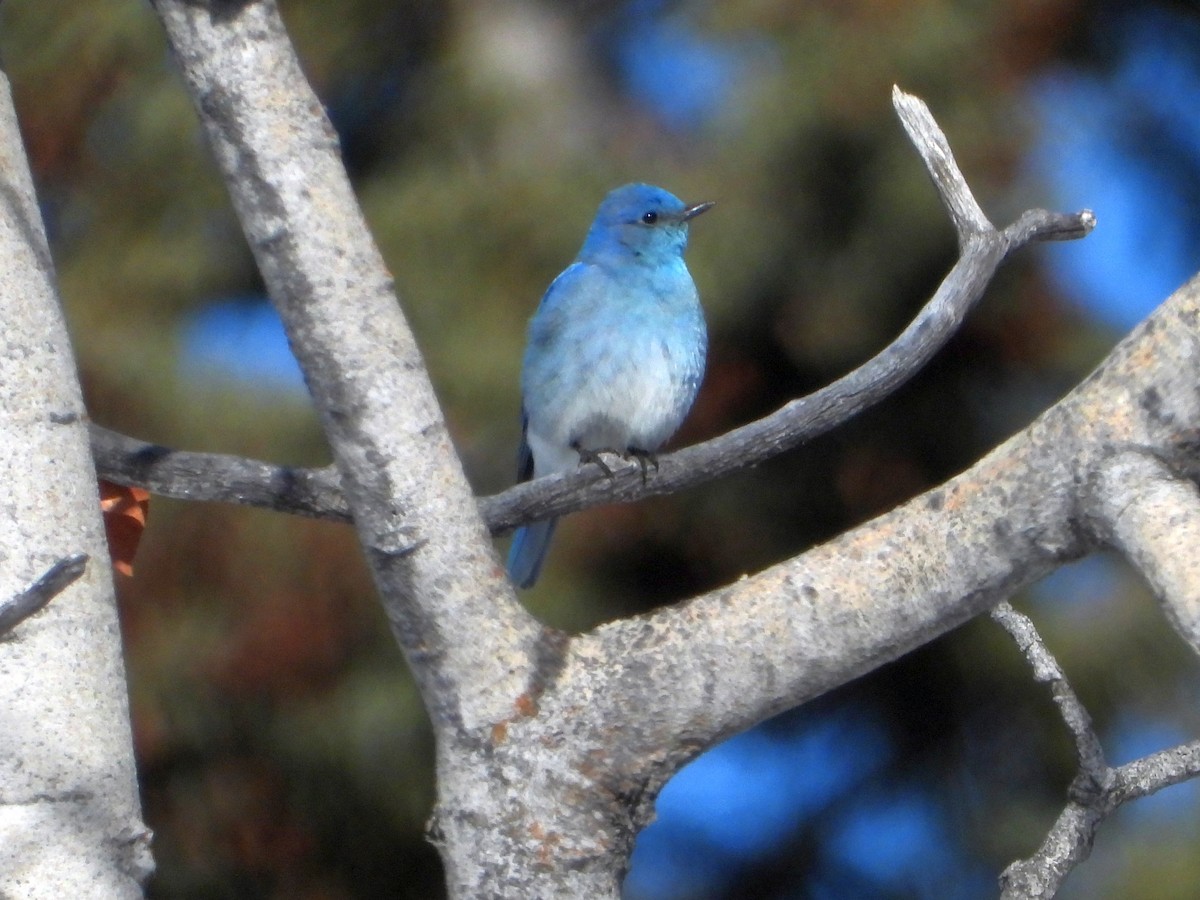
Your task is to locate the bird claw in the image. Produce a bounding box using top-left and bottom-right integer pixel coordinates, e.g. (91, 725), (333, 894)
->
(624, 448), (658, 485)
(570, 444), (658, 484)
(573, 443), (618, 478)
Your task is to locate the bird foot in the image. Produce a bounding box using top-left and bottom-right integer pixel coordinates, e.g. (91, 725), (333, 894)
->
(624, 448), (659, 485)
(570, 444), (659, 484)
(573, 443), (620, 478)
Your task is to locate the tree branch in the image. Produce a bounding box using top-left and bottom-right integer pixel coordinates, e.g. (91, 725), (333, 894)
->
(989, 602), (1107, 779)
(151, 0), (542, 737)
(120, 9), (1200, 891)
(893, 85), (993, 239)
(89, 424), (350, 522)
(0, 554), (88, 638)
(1088, 450), (1200, 656)
(0, 51), (150, 894)
(91, 88), (1095, 538)
(991, 601), (1200, 899)
(550, 272), (1200, 824)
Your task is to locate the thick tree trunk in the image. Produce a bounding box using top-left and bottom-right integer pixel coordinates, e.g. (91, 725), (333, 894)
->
(0, 65), (151, 898)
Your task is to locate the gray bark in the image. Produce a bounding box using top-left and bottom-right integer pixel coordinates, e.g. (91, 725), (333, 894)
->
(0, 65), (151, 898)
(74, 2), (1200, 897)
(992, 602), (1200, 898)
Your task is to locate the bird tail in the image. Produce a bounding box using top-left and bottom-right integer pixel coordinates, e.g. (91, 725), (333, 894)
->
(506, 518), (558, 589)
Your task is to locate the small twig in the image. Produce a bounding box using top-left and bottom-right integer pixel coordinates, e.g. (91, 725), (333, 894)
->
(991, 601), (1200, 899)
(990, 602), (1108, 783)
(89, 88), (1095, 535)
(1112, 739), (1200, 804)
(892, 85), (992, 240)
(0, 554), (88, 637)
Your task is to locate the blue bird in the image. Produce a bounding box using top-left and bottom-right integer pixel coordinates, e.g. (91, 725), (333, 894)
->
(507, 183), (712, 588)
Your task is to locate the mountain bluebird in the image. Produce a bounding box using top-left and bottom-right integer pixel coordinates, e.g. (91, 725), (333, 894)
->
(506, 182), (712, 588)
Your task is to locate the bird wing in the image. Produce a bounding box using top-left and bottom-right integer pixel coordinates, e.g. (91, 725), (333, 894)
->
(515, 262), (595, 485)
(515, 407), (534, 483)
(534, 262), (597, 317)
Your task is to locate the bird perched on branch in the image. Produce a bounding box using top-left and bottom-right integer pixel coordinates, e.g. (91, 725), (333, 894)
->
(507, 182), (712, 588)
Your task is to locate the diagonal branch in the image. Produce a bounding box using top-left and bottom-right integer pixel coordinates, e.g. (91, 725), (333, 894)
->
(0, 554), (88, 638)
(546, 273), (1200, 825)
(485, 207), (1088, 533)
(991, 601), (1200, 899)
(990, 602), (1108, 781)
(150, 0), (542, 732)
(90, 88), (1095, 537)
(894, 85), (993, 239)
(1088, 450), (1200, 656)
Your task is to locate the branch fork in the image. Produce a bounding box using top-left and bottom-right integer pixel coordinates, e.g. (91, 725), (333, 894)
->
(992, 602), (1200, 899)
(114, 3), (1200, 895)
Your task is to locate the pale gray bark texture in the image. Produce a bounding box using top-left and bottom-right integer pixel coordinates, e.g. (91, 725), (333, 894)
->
(0, 67), (151, 898)
(139, 3), (1200, 898)
(149, 2), (551, 896)
(1092, 452), (1200, 654)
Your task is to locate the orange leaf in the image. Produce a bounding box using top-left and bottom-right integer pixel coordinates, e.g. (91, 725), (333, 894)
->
(99, 480), (150, 577)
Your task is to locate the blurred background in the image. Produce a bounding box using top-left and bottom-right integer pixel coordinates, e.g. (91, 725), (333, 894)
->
(4, 0), (1200, 896)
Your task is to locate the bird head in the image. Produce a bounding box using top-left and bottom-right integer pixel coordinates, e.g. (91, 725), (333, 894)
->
(580, 183), (713, 266)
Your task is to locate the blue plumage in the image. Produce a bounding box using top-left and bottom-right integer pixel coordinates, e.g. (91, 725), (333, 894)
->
(507, 183), (711, 588)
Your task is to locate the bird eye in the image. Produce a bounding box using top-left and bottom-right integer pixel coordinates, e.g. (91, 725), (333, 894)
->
(641, 211), (658, 225)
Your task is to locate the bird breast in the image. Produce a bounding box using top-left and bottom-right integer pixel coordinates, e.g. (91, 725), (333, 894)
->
(522, 262), (706, 473)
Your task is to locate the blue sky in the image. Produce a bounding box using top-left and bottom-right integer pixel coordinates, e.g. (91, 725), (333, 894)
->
(179, 294), (306, 392)
(1028, 4), (1200, 331)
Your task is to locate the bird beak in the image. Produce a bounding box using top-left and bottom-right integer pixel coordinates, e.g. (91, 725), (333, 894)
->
(682, 200), (715, 221)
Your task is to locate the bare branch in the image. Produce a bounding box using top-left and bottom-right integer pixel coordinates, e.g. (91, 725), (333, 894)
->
(151, 0), (543, 739)
(892, 85), (993, 238)
(989, 602), (1108, 781)
(91, 88), (1095, 539)
(1113, 740), (1200, 804)
(90, 424), (350, 522)
(545, 273), (1200, 845)
(0, 554), (88, 638)
(992, 601), (1200, 899)
(0, 50), (149, 894)
(565, 397), (1087, 789)
(480, 211), (1093, 532)
(1088, 451), (1200, 655)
